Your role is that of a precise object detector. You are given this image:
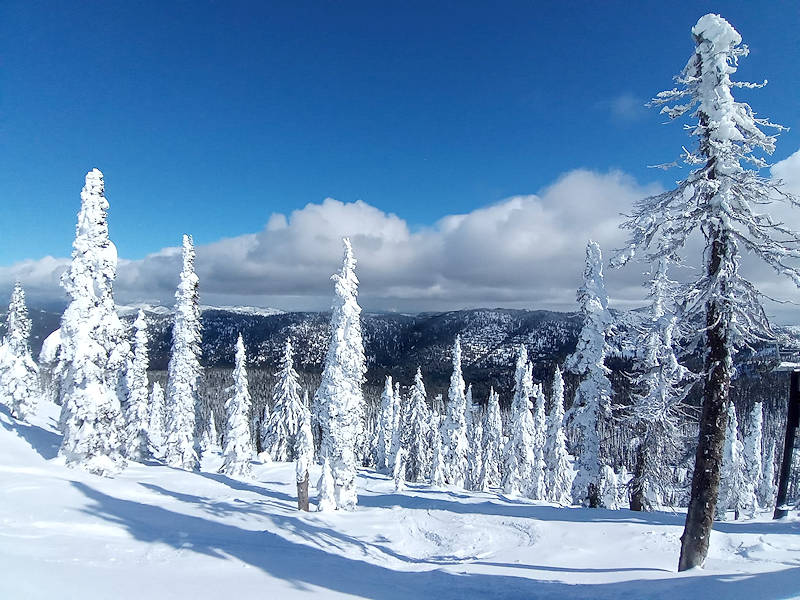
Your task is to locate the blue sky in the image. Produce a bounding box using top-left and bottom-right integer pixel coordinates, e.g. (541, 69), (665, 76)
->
(2, 1), (799, 312)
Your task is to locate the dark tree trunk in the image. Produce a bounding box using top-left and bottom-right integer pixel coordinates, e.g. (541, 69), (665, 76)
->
(678, 230), (731, 571)
(297, 470), (310, 511)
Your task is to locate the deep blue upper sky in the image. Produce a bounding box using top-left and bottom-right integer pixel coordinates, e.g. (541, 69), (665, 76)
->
(2, 1), (798, 264)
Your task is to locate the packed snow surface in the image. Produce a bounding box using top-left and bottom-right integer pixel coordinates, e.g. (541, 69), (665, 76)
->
(2, 402), (799, 599)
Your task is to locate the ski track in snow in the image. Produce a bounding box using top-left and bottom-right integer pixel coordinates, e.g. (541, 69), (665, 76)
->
(1, 402), (800, 599)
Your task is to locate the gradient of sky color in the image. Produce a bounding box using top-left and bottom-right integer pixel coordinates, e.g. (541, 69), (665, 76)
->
(1, 2), (799, 315)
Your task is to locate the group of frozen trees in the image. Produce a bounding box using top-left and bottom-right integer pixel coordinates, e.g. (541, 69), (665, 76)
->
(370, 340), (575, 505)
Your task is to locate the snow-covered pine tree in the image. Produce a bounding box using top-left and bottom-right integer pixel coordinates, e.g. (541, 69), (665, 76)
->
(375, 375), (394, 471)
(402, 367), (431, 482)
(544, 367), (575, 505)
(220, 334), (254, 478)
(148, 381), (165, 458)
(503, 346), (537, 497)
(57, 169), (129, 475)
(566, 240), (613, 507)
(530, 383), (547, 500)
(614, 14), (800, 570)
(317, 457), (336, 512)
(626, 261), (692, 511)
(740, 402), (763, 518)
(123, 310), (150, 461)
(295, 402), (314, 511)
(388, 381), (403, 471)
(759, 440), (777, 509)
(430, 417), (447, 486)
(0, 282), (40, 421)
(466, 384), (484, 490)
(393, 448), (407, 492)
(314, 238), (366, 510)
(164, 235), (202, 470)
(259, 400), (272, 459)
(442, 336), (469, 487)
(716, 402), (746, 520)
(264, 337), (305, 461)
(480, 387), (503, 490)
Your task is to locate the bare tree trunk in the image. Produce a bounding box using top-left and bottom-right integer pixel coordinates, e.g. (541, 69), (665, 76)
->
(678, 231), (731, 571)
(297, 470), (310, 511)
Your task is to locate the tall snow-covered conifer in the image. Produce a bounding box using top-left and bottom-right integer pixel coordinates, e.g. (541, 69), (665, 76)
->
(0, 282), (40, 421)
(530, 383), (547, 500)
(220, 334), (254, 478)
(566, 241), (613, 507)
(740, 402), (763, 518)
(264, 337), (305, 461)
(315, 238), (366, 510)
(148, 381), (165, 458)
(402, 367), (431, 482)
(716, 402), (747, 520)
(442, 336), (469, 487)
(503, 346), (537, 497)
(626, 261), (691, 511)
(375, 375), (394, 471)
(123, 310), (151, 460)
(295, 402), (314, 511)
(614, 14), (800, 570)
(164, 235), (202, 470)
(544, 367), (575, 505)
(388, 381), (403, 470)
(480, 387), (503, 490)
(57, 169), (129, 475)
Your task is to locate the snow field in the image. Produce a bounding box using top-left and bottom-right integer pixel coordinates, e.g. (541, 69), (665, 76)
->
(1, 401), (799, 600)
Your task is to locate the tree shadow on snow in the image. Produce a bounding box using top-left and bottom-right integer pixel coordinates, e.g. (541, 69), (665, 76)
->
(72, 480), (800, 600)
(0, 403), (61, 460)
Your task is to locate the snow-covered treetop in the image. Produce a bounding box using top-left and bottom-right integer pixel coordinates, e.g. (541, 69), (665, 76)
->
(615, 13), (800, 343)
(448, 335), (465, 405)
(577, 241), (608, 317)
(61, 169), (118, 303)
(5, 282), (31, 353)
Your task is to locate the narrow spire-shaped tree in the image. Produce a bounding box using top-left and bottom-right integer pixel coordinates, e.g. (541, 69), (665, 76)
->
(124, 310), (151, 460)
(566, 240), (613, 507)
(0, 282), (40, 421)
(466, 384), (484, 490)
(530, 383), (547, 500)
(503, 347), (537, 497)
(442, 336), (469, 487)
(430, 419), (447, 486)
(57, 169), (129, 475)
(759, 440), (777, 509)
(402, 367), (431, 482)
(740, 402), (763, 518)
(615, 14), (800, 570)
(544, 367), (575, 505)
(626, 261), (692, 511)
(716, 402), (746, 520)
(264, 337), (305, 461)
(295, 402), (314, 511)
(148, 381), (165, 458)
(375, 375), (394, 471)
(393, 448), (407, 492)
(314, 238), (366, 510)
(480, 387), (503, 490)
(164, 235), (202, 470)
(220, 334), (254, 478)
(388, 381), (403, 470)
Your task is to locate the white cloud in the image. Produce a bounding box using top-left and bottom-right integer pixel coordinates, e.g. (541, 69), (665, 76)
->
(4, 161), (800, 321)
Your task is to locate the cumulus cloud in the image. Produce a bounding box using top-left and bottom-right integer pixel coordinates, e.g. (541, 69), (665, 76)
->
(4, 161), (800, 320)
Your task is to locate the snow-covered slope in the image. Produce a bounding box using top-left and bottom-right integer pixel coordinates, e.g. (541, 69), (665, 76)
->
(2, 402), (799, 600)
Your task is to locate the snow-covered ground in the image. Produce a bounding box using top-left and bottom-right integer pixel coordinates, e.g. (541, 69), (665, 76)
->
(2, 403), (799, 600)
